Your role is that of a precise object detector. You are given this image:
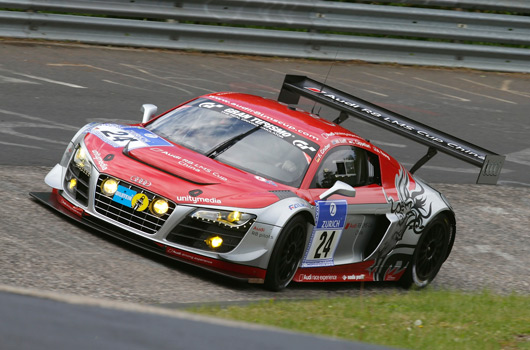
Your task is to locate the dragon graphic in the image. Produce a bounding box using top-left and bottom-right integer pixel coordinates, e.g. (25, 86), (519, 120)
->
(368, 166), (433, 280)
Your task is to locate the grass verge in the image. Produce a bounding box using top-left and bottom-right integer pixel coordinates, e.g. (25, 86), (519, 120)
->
(189, 289), (530, 350)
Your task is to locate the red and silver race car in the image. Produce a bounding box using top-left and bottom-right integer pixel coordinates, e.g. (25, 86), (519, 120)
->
(31, 75), (504, 291)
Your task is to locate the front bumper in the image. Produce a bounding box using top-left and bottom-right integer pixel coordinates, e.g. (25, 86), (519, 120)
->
(30, 190), (267, 283)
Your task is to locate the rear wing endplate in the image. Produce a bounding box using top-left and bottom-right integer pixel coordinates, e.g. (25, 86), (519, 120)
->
(278, 75), (504, 185)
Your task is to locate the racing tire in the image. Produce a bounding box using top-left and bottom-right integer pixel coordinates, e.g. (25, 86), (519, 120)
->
(399, 214), (452, 289)
(264, 216), (307, 292)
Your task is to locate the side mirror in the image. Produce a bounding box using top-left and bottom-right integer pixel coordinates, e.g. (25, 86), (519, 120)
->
(319, 181), (356, 200)
(141, 104), (158, 123)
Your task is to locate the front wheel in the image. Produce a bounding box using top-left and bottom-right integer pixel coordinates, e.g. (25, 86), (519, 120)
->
(400, 214), (453, 289)
(264, 216), (307, 291)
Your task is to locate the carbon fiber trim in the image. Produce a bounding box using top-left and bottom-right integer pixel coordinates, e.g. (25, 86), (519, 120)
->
(269, 190), (298, 200)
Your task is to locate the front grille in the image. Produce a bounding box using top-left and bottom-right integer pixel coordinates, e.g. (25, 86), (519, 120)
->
(94, 175), (176, 235)
(64, 161), (90, 206)
(166, 217), (252, 253)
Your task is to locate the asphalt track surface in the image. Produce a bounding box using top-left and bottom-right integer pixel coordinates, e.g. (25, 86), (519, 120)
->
(0, 40), (529, 349)
(1, 288), (389, 350)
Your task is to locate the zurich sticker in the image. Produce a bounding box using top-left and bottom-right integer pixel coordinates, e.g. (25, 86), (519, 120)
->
(302, 200), (347, 268)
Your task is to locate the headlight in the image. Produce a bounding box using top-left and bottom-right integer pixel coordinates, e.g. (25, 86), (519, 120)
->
(73, 146), (91, 175)
(60, 123), (96, 167)
(205, 236), (223, 249)
(60, 142), (76, 168)
(100, 178), (119, 196)
(191, 209), (256, 229)
(150, 198), (169, 216)
(66, 178), (78, 193)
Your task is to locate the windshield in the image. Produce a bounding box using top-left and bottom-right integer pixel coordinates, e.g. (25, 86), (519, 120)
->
(146, 98), (317, 187)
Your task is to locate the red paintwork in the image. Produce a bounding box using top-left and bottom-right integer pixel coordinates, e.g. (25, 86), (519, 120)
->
(83, 92), (407, 208)
(293, 261), (375, 282)
(54, 188), (85, 217)
(293, 260), (407, 283)
(165, 246), (267, 280)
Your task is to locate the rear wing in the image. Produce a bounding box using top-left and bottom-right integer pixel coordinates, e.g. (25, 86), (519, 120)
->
(278, 75), (504, 185)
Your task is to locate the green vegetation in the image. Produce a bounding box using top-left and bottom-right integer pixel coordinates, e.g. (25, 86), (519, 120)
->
(189, 289), (530, 350)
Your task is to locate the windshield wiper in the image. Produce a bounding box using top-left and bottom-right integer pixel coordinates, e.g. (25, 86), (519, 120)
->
(206, 126), (260, 158)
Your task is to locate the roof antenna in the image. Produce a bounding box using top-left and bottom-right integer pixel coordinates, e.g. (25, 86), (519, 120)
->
(311, 48), (340, 116)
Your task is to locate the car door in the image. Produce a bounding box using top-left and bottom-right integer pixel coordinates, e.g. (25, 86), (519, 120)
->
(303, 145), (392, 268)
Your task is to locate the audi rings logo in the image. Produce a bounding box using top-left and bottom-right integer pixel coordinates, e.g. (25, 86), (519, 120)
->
(482, 160), (503, 177)
(130, 175), (152, 187)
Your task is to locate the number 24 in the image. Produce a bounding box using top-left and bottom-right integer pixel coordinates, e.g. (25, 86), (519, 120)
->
(314, 231), (335, 259)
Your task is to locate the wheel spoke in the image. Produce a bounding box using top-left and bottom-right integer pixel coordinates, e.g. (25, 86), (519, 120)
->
(415, 222), (448, 281)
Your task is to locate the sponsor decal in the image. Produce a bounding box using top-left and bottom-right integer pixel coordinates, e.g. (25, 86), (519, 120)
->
(112, 185), (136, 207)
(255, 176), (277, 187)
(149, 148), (228, 181)
(352, 139), (371, 149)
(175, 195), (221, 204)
(322, 131), (356, 139)
(345, 222), (373, 231)
(302, 200), (347, 268)
(305, 87), (326, 93)
(89, 124), (172, 150)
(371, 146), (391, 161)
(288, 202), (310, 210)
(166, 247), (213, 265)
(293, 139), (317, 152)
(150, 147), (181, 160)
(206, 96), (321, 150)
(222, 107), (293, 139)
(109, 185), (156, 213)
(130, 175), (151, 187)
(179, 159), (210, 173)
(131, 193), (149, 212)
(199, 102), (224, 109)
(57, 195), (84, 217)
(212, 172), (228, 182)
(189, 189), (203, 197)
(250, 225), (273, 240)
(91, 150), (108, 171)
(342, 274), (366, 281)
(165, 245), (268, 280)
(330, 138), (346, 145)
(298, 274), (338, 281)
(208, 95), (320, 140)
(305, 86), (486, 161)
(103, 154), (114, 161)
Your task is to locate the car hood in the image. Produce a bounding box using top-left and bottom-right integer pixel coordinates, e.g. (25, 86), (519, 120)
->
(83, 125), (290, 208)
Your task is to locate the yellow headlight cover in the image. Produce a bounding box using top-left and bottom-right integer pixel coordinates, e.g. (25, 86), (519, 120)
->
(227, 211), (241, 223)
(101, 178), (119, 196)
(73, 146), (91, 175)
(205, 236), (223, 249)
(150, 198), (169, 216)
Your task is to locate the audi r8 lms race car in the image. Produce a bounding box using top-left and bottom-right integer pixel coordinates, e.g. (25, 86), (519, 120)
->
(31, 75), (505, 291)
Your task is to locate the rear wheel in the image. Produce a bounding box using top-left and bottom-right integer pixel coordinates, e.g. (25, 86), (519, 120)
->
(264, 216), (307, 291)
(400, 215), (452, 289)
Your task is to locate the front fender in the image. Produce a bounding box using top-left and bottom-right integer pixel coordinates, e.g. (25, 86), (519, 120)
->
(218, 197), (315, 269)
